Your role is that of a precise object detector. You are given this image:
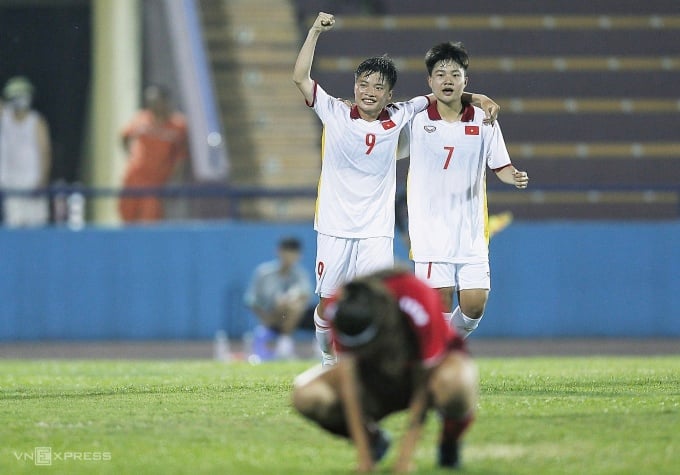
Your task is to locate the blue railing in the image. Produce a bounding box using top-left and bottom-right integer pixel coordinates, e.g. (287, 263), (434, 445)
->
(1, 183), (679, 222)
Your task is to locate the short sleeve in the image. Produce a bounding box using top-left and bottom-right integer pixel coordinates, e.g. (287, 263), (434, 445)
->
(310, 83), (349, 124)
(486, 120), (512, 170)
(396, 123), (411, 160)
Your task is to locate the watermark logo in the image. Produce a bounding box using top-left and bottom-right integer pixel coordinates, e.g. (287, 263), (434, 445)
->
(14, 447), (112, 466)
(34, 447), (52, 466)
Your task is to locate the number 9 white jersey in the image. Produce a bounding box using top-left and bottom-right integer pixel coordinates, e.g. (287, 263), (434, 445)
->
(309, 83), (429, 239)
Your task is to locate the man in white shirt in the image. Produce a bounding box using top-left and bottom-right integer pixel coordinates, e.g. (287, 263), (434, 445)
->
(0, 76), (51, 227)
(293, 14), (499, 365)
(405, 41), (529, 339)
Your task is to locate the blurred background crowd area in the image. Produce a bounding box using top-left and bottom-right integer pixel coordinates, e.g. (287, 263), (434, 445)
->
(0, 0), (678, 227)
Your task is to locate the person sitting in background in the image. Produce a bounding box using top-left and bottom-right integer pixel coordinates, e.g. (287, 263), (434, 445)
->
(118, 84), (188, 223)
(244, 237), (312, 361)
(0, 76), (52, 228)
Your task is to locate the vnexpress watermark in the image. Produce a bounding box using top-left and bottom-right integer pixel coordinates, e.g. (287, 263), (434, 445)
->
(14, 447), (112, 466)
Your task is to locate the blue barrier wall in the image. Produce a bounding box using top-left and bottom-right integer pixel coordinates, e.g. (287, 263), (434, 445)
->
(1, 221), (678, 341)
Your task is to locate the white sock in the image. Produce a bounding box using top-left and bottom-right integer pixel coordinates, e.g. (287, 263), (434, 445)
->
(450, 306), (483, 339)
(314, 308), (335, 355)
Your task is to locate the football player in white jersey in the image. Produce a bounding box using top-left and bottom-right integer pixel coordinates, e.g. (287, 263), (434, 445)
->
(294, 14), (500, 365)
(405, 41), (529, 339)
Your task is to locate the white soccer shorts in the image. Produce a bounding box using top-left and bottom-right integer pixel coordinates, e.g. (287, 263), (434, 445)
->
(315, 233), (393, 298)
(414, 261), (491, 291)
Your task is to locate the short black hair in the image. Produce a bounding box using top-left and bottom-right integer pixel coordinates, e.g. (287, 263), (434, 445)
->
(332, 278), (395, 348)
(354, 54), (398, 90)
(278, 237), (302, 251)
(424, 42), (469, 76)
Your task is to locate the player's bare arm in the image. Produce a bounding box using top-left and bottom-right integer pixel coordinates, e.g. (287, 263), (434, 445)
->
(462, 92), (500, 124)
(419, 92), (499, 123)
(393, 371), (430, 473)
(337, 355), (374, 472)
(293, 12), (335, 104)
(496, 165), (529, 189)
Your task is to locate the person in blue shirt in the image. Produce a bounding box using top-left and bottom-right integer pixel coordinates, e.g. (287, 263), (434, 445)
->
(244, 237), (312, 360)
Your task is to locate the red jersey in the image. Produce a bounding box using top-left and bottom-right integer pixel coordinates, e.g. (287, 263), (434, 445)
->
(330, 272), (464, 368)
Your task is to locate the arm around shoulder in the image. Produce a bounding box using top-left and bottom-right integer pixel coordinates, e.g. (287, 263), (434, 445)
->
(463, 92), (499, 124)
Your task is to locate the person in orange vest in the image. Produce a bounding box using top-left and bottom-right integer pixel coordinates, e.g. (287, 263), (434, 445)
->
(119, 85), (188, 223)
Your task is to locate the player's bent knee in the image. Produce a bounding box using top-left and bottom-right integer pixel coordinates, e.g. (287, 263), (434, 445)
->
(292, 375), (339, 422)
(430, 353), (479, 417)
(460, 291), (488, 318)
(461, 303), (485, 319)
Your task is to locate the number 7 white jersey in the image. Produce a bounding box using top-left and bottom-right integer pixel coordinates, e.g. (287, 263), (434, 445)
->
(309, 83), (429, 239)
(406, 103), (512, 263)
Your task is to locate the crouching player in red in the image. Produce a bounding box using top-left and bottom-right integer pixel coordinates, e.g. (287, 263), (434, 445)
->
(292, 269), (478, 472)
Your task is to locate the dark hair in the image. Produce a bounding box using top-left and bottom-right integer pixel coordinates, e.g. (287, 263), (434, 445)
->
(332, 278), (395, 348)
(354, 55), (397, 90)
(278, 237), (302, 251)
(424, 42), (469, 76)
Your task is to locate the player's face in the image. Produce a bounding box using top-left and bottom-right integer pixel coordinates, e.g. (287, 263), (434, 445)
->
(428, 60), (468, 105)
(353, 72), (393, 119)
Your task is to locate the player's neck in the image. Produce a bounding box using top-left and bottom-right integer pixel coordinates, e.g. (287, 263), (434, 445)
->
(357, 108), (382, 122)
(436, 100), (464, 123)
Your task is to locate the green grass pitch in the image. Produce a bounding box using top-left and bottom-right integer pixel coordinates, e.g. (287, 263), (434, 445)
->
(1, 356), (678, 474)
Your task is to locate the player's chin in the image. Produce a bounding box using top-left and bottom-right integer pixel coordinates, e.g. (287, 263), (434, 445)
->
(436, 93), (457, 104)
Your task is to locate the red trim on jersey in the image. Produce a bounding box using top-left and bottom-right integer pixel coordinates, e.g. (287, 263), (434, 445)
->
(351, 105), (391, 120)
(350, 104), (397, 121)
(461, 103), (475, 122)
(426, 102), (475, 122)
(426, 102), (440, 120)
(492, 163), (513, 173)
(305, 81), (318, 108)
(350, 104), (360, 119)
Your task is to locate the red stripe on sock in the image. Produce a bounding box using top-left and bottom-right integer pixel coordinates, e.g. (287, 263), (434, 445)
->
(441, 414), (474, 443)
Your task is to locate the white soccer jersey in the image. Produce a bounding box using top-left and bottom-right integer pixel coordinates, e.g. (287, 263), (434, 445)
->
(309, 83), (429, 238)
(407, 103), (512, 263)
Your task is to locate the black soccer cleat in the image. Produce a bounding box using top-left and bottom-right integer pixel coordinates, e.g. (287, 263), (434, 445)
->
(370, 428), (391, 463)
(438, 438), (460, 469)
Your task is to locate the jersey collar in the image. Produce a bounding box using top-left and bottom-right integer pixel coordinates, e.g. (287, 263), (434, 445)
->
(350, 105), (392, 121)
(426, 101), (475, 122)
